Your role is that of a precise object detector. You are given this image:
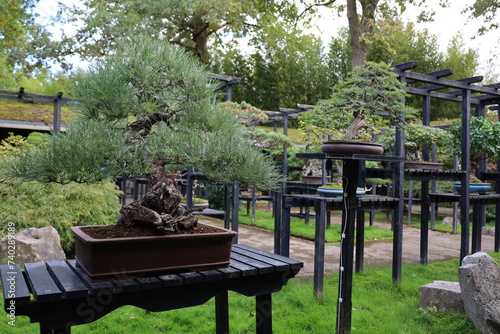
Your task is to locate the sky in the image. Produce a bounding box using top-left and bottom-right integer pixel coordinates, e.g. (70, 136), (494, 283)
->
(33, 0), (499, 79)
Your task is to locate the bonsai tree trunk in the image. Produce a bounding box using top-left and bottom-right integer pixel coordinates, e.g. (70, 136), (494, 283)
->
(116, 162), (198, 234)
(345, 114), (367, 140)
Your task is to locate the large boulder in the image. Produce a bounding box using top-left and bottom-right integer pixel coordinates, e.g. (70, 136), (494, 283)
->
(0, 226), (66, 267)
(458, 252), (500, 334)
(418, 280), (465, 314)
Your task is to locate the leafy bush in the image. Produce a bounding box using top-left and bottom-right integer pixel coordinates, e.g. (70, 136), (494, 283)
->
(0, 178), (121, 252)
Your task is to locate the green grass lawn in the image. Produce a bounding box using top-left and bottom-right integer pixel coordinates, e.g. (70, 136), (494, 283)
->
(1, 254), (494, 333)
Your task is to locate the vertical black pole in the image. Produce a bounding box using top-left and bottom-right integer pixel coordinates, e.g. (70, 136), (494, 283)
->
(279, 194), (291, 256)
(392, 129), (404, 283)
(256, 294), (272, 334)
(460, 89), (471, 262)
(355, 210), (364, 273)
(186, 167), (193, 209)
(215, 291), (229, 334)
(224, 185), (231, 229)
(53, 92), (63, 134)
(232, 182), (239, 243)
(337, 159), (359, 334)
(314, 199), (326, 299)
(420, 180), (429, 264)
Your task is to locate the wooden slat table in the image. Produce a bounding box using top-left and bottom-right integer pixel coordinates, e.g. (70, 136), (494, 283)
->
(1, 244), (302, 334)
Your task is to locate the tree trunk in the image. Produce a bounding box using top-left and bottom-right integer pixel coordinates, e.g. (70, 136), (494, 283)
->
(346, 0), (379, 68)
(116, 164), (198, 234)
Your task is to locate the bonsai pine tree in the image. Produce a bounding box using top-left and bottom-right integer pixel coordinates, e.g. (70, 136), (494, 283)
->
(0, 38), (280, 234)
(299, 61), (417, 145)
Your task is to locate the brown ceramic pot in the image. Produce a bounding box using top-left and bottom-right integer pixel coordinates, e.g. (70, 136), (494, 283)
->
(71, 223), (237, 280)
(321, 141), (384, 155)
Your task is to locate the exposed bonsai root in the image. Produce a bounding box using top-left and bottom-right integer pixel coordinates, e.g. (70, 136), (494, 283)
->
(116, 163), (199, 234)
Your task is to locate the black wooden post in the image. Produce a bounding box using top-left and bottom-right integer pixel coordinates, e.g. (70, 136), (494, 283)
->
(186, 166), (194, 208)
(53, 92), (63, 134)
(420, 180), (429, 264)
(232, 182), (240, 243)
(336, 159), (360, 334)
(472, 204), (482, 253)
(215, 291), (230, 334)
(460, 89), (471, 262)
(313, 198), (326, 299)
(224, 184), (231, 230)
(256, 294), (272, 334)
(280, 195), (291, 256)
(392, 128), (404, 283)
(355, 209), (365, 273)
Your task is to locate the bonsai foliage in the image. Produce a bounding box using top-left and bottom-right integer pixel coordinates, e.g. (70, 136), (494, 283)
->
(1, 37), (280, 234)
(218, 101), (269, 124)
(448, 116), (500, 175)
(379, 123), (452, 161)
(299, 61), (417, 146)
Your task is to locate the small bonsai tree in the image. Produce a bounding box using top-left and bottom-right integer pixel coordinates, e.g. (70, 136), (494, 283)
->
(448, 116), (500, 179)
(299, 61), (417, 145)
(0, 38), (280, 235)
(379, 123), (452, 162)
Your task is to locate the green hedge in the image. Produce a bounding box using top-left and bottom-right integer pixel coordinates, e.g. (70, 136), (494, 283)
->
(0, 178), (121, 251)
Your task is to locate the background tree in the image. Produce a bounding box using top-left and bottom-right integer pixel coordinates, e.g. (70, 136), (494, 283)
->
(0, 0), (58, 81)
(56, 0), (300, 65)
(212, 21), (331, 110)
(299, 0), (449, 68)
(464, 0), (500, 34)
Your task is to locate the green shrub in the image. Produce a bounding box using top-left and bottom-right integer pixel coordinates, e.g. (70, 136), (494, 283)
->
(0, 178), (121, 251)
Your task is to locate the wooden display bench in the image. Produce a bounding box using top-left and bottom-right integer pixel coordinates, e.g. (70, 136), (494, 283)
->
(0, 244), (302, 334)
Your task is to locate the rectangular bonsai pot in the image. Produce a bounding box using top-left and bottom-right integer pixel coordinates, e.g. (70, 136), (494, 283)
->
(71, 223), (237, 279)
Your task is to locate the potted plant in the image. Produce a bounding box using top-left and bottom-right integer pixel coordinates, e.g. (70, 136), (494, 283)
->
(378, 123), (452, 170)
(448, 116), (500, 193)
(299, 61), (418, 156)
(0, 37), (279, 279)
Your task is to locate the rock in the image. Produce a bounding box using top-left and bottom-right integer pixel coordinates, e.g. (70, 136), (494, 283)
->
(482, 226), (496, 236)
(442, 216), (457, 225)
(0, 226), (66, 267)
(458, 252), (500, 334)
(418, 280), (465, 314)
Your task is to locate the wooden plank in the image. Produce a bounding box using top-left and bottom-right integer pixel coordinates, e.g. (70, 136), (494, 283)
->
(24, 262), (62, 302)
(231, 247), (289, 271)
(135, 277), (164, 290)
(230, 253), (274, 274)
(0, 264), (31, 305)
(158, 274), (183, 287)
(198, 269), (223, 282)
(66, 260), (115, 294)
(46, 261), (88, 299)
(234, 244), (303, 269)
(179, 272), (204, 284)
(112, 278), (141, 293)
(229, 259), (258, 276)
(216, 266), (242, 279)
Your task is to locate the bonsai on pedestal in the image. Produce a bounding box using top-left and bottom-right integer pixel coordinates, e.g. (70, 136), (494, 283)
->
(299, 61), (417, 182)
(0, 37), (280, 278)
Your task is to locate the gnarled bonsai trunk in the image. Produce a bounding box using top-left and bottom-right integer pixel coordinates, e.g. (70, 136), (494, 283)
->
(116, 163), (198, 234)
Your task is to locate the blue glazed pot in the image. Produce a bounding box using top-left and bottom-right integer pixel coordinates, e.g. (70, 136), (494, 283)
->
(317, 186), (366, 197)
(453, 182), (491, 194)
